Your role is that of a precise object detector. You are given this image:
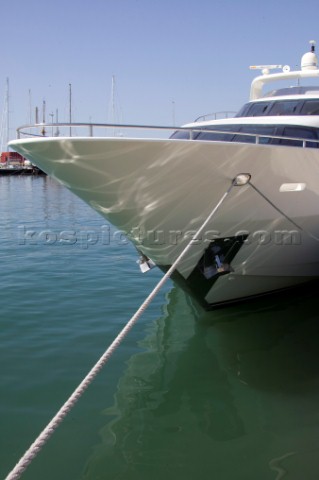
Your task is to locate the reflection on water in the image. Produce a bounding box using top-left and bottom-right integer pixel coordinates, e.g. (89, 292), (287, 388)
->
(83, 283), (319, 480)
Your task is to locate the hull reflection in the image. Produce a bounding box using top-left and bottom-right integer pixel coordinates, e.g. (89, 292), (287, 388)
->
(82, 283), (319, 479)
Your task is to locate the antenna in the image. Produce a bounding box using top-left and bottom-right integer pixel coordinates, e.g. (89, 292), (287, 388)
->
(250, 65), (283, 75)
(250, 64), (291, 75)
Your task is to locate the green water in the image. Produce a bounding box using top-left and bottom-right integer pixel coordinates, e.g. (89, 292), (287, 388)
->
(1, 176), (319, 479)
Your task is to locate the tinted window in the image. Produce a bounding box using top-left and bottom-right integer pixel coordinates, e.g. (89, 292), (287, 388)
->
(247, 102), (270, 116)
(233, 125), (276, 144)
(235, 103), (251, 117)
(267, 101), (299, 115)
(236, 99), (319, 118)
(196, 125), (240, 141)
(235, 102), (270, 117)
(300, 100), (319, 115)
(170, 130), (193, 139)
(171, 124), (319, 148)
(279, 127), (318, 147)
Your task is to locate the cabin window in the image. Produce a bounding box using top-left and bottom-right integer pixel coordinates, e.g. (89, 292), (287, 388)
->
(196, 125), (239, 141)
(246, 102), (270, 116)
(233, 125), (275, 144)
(235, 103), (250, 117)
(267, 100), (300, 116)
(278, 127), (318, 147)
(170, 130), (194, 139)
(300, 100), (319, 115)
(236, 98), (319, 118)
(171, 124), (319, 148)
(235, 102), (270, 117)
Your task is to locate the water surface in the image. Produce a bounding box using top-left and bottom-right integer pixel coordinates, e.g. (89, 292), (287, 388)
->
(1, 176), (319, 480)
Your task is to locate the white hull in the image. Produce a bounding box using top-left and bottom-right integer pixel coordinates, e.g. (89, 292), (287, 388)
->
(9, 136), (319, 308)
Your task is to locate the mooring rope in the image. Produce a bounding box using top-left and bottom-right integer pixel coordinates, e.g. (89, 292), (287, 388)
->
(4, 175), (243, 480)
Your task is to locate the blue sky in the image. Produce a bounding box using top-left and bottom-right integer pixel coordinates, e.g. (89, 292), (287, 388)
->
(1, 0), (319, 141)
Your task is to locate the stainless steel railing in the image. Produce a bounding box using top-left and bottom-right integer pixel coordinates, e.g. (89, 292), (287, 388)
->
(194, 111), (238, 122)
(15, 122), (319, 148)
(16, 122), (179, 139)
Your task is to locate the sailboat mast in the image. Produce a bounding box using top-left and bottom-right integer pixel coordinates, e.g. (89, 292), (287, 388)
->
(0, 77), (10, 151)
(55, 108), (60, 136)
(69, 83), (72, 136)
(6, 78), (9, 148)
(29, 89), (32, 124)
(111, 75), (115, 124)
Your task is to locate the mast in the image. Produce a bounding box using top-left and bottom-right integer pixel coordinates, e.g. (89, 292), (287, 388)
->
(111, 75), (115, 136)
(55, 108), (60, 136)
(0, 77), (9, 152)
(6, 78), (9, 148)
(69, 83), (72, 136)
(28, 89), (32, 124)
(111, 75), (115, 121)
(109, 75), (123, 136)
(172, 100), (176, 126)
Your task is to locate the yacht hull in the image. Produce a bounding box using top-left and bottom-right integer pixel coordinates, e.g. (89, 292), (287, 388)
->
(9, 137), (319, 308)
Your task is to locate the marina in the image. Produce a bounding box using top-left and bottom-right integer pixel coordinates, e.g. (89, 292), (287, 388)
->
(2, 0), (319, 476)
(3, 26), (319, 479)
(0, 78), (46, 176)
(1, 176), (319, 479)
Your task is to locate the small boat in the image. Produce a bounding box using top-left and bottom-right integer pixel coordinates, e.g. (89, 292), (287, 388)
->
(0, 151), (45, 175)
(9, 41), (319, 308)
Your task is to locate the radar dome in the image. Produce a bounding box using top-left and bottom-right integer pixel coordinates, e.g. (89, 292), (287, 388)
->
(301, 40), (318, 70)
